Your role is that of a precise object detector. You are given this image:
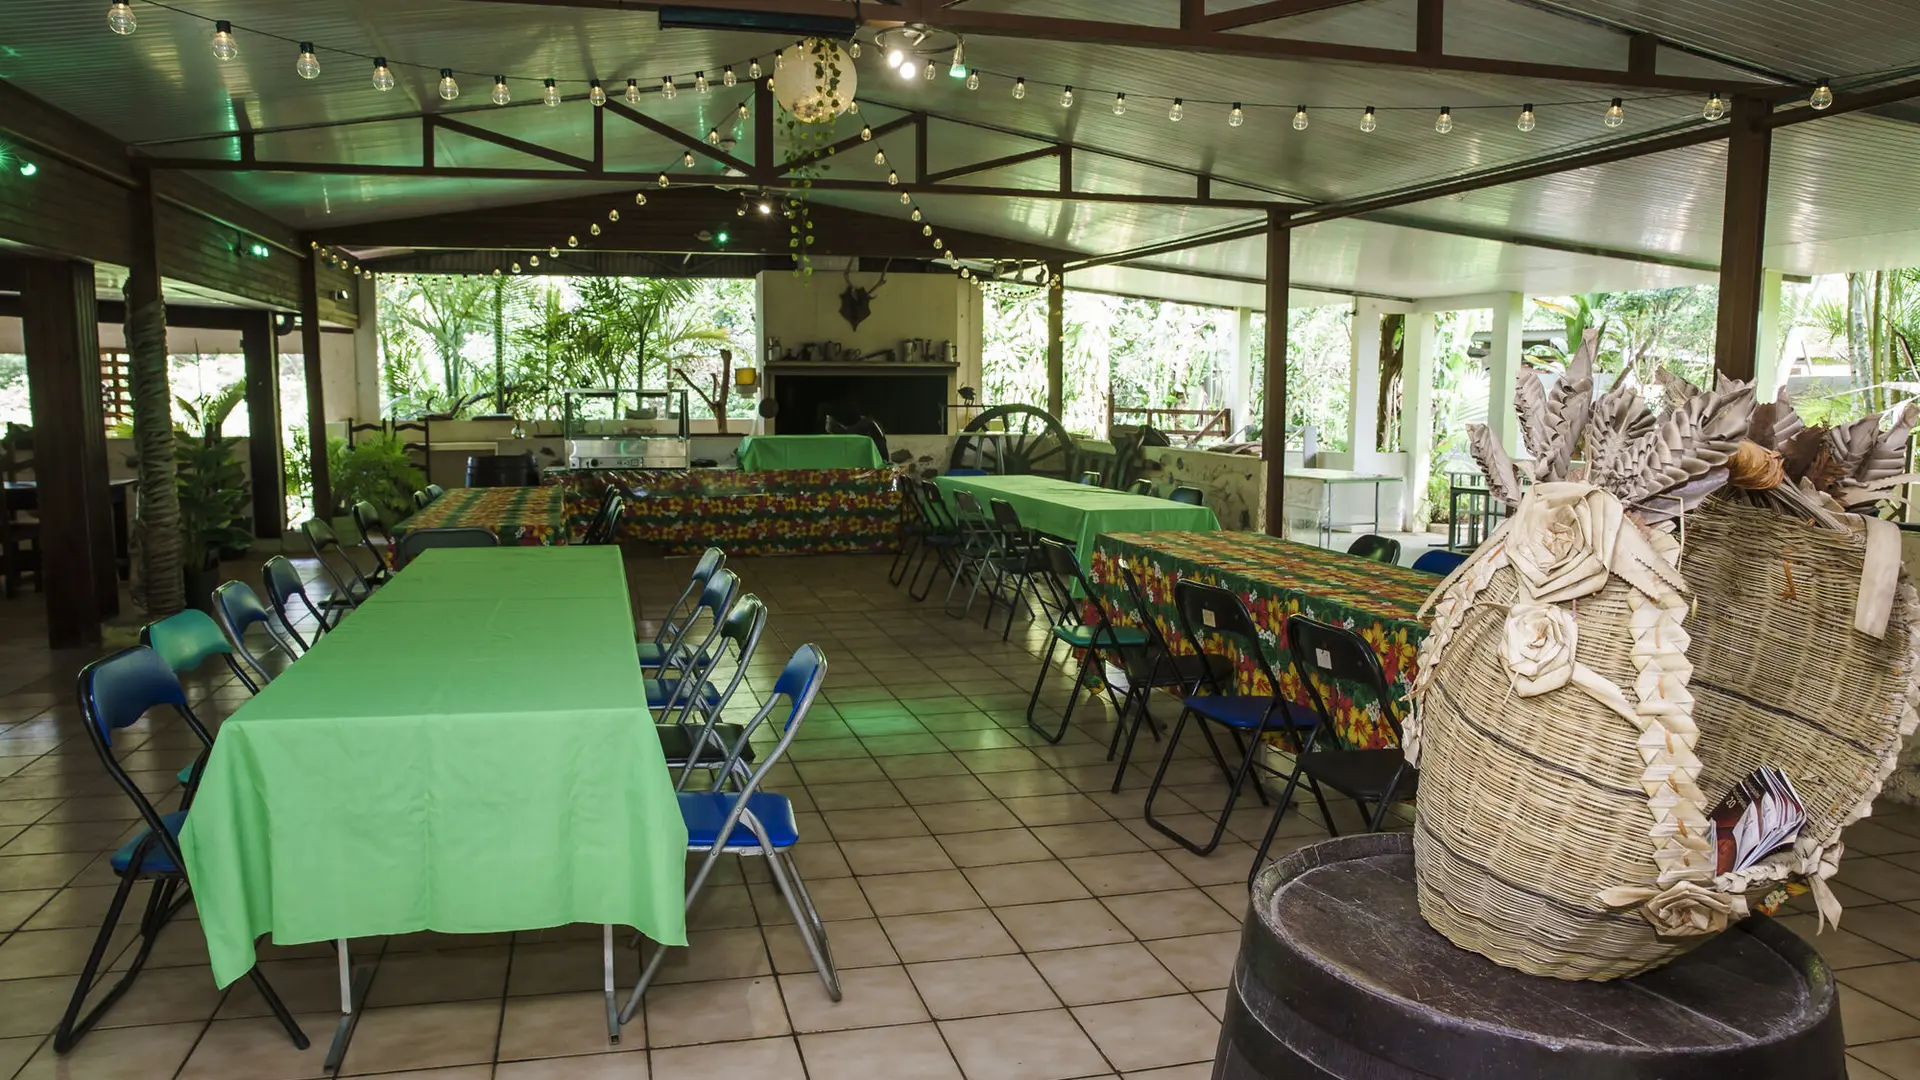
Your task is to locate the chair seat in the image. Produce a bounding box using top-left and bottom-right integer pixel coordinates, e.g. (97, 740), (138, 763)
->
(1298, 748), (1417, 802)
(645, 677), (721, 710)
(1182, 693), (1319, 731)
(637, 642), (713, 670)
(1050, 624), (1150, 649)
(679, 791), (799, 850)
(1122, 650), (1234, 690)
(656, 723), (758, 765)
(109, 810), (187, 875)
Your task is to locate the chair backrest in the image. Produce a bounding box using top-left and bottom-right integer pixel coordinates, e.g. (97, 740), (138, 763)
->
(1168, 485), (1205, 506)
(413, 490), (430, 510)
(658, 567), (741, 674)
(1036, 537), (1108, 629)
(1348, 533), (1402, 564)
(396, 527), (500, 565)
(684, 643), (827, 797)
(1411, 548), (1467, 576)
(916, 479), (960, 531)
(948, 489), (996, 546)
(425, 483), (446, 501)
(1078, 471), (1102, 486)
(1171, 577), (1281, 695)
(139, 609), (237, 677)
(77, 648), (203, 866)
(667, 594), (770, 766)
(648, 548), (726, 650)
(584, 486), (625, 545)
(1283, 614), (1402, 748)
(260, 555), (323, 650)
(213, 580), (298, 685)
(301, 517), (372, 598)
(352, 500), (385, 536)
(1126, 478), (1153, 496)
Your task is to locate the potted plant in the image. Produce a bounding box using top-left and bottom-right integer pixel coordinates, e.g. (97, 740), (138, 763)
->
(328, 436), (425, 527)
(174, 381), (253, 612)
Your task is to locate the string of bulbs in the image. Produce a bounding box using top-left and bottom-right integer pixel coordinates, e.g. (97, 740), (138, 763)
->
(860, 133), (981, 287)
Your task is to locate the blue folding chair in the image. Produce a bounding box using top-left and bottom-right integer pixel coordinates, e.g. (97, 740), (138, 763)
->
(261, 555), (336, 651)
(655, 594), (769, 787)
(213, 580), (301, 687)
(56, 648), (308, 1054)
(1411, 548), (1468, 576)
(638, 548), (725, 671)
(615, 645), (838, 1035)
(1142, 579), (1323, 856)
(141, 608), (262, 694)
(641, 564), (738, 676)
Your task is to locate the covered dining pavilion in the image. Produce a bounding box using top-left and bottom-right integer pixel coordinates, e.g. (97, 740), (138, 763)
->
(5, 1), (1920, 1079)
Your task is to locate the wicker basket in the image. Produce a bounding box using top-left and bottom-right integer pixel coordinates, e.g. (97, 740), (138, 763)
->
(1410, 487), (1920, 981)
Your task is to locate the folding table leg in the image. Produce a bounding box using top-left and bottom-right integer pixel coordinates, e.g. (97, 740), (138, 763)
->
(324, 939), (372, 1076)
(603, 924), (620, 1044)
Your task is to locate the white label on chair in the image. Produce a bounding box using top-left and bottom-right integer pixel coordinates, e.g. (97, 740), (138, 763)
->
(1201, 610), (1216, 627)
(1315, 648), (1333, 669)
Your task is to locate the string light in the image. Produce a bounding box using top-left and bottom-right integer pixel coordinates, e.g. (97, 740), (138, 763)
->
(910, 207), (923, 221)
(887, 170), (899, 184)
(1360, 106), (1377, 132)
(1060, 85), (1074, 107)
(1012, 77), (1027, 100)
(1436, 106), (1452, 133)
(695, 71), (709, 93)
(635, 191), (648, 205)
(1112, 92), (1127, 116)
(922, 224), (932, 236)
(1703, 91), (1726, 120)
(544, 78), (560, 106)
(1604, 97), (1625, 127)
(950, 40), (966, 79)
(567, 235), (579, 247)
(549, 246), (560, 257)
(589, 79), (606, 106)
(657, 173), (669, 187)
(874, 149), (887, 166)
(661, 75), (677, 99)
(1230, 103), (1245, 127)
(491, 76), (510, 104)
(887, 48), (906, 68)
(296, 42), (321, 80)
(682, 151), (696, 168)
(737, 101), (749, 119)
(438, 69), (458, 100)
(530, 255), (540, 267)
(511, 262), (521, 273)
(372, 58), (395, 92)
(966, 70), (979, 90)
(211, 21), (237, 60)
(860, 124), (873, 141)
(1292, 105), (1308, 130)
(849, 41), (861, 59)
(723, 65), (737, 87)
(1168, 98), (1184, 122)
(899, 191), (911, 204)
(749, 58), (762, 79)
(1811, 80), (1834, 110)
(898, 58), (918, 79)
(107, 1), (136, 36)
(609, 208), (620, 221)
(1518, 103), (1535, 131)
(925, 61), (938, 82)
(590, 223), (600, 236)
(706, 128), (720, 145)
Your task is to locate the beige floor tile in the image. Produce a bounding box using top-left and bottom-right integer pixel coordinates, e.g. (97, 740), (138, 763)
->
(1032, 822), (1150, 859)
(996, 899), (1135, 952)
(841, 836), (957, 875)
(894, 775), (996, 805)
(1841, 906), (1920, 959)
(642, 926), (773, 985)
(965, 861), (1091, 907)
(176, 1012), (334, 1080)
(978, 769), (1081, 797)
(1852, 1037), (1920, 1079)
(17, 1020), (203, 1080)
(788, 842), (853, 881)
(644, 976), (790, 1047)
(781, 964), (930, 1032)
(751, 874), (873, 925)
(1064, 852), (1192, 896)
(1838, 961), (1920, 1011)
(1195, 986), (1229, 1020)
(1843, 986), (1920, 1045)
(957, 749), (1048, 775)
(825, 807), (933, 841)
(0, 974), (76, 1038)
(1779, 915), (1908, 968)
(804, 781), (906, 812)
(877, 755), (974, 780)
(794, 760), (889, 786)
(1145, 932), (1241, 992)
(1122, 1063), (1215, 1080)
(338, 999), (502, 1075)
(767, 917), (898, 975)
(649, 1035), (805, 1079)
(861, 870), (984, 916)
(1030, 942), (1188, 1006)
(364, 945), (510, 1007)
(92, 963), (226, 1028)
(0, 925), (130, 978)
(919, 799), (1025, 834)
(1845, 859), (1920, 903)
(0, 1035), (41, 1079)
(938, 829), (1053, 867)
(509, 939), (640, 996)
(1157, 843), (1260, 887)
(686, 884), (759, 931)
(909, 954), (1061, 1019)
(1073, 995), (1219, 1073)
(881, 909), (1019, 963)
(1004, 794), (1111, 827)
(940, 1008), (1110, 1080)
(497, 989), (641, 1060)
(799, 1022), (962, 1079)
(0, 888), (53, 931)
(1101, 890), (1239, 941)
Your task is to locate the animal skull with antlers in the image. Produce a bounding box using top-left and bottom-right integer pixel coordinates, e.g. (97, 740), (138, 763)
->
(838, 260), (889, 330)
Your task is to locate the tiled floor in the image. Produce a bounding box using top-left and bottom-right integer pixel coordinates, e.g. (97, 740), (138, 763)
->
(0, 551), (1917, 1079)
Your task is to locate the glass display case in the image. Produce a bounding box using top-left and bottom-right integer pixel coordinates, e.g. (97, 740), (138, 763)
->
(561, 388), (691, 469)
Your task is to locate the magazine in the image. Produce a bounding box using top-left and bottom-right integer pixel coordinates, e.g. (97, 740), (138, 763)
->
(1706, 767), (1805, 876)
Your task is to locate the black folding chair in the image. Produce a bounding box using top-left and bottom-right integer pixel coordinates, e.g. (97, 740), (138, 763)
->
(1248, 615), (1418, 883)
(906, 481), (967, 603)
(1023, 538), (1148, 743)
(1347, 533), (1401, 564)
(1168, 485), (1205, 506)
(1126, 478), (1153, 496)
(981, 498), (1056, 640)
(350, 500), (397, 583)
(941, 489), (1000, 619)
(888, 475), (926, 587)
(299, 518), (374, 609)
(261, 554), (337, 650)
(1078, 470), (1103, 486)
(1142, 580), (1323, 856)
(1106, 565), (1235, 792)
(582, 485), (626, 545)
(57, 648), (308, 1054)
(412, 490), (430, 510)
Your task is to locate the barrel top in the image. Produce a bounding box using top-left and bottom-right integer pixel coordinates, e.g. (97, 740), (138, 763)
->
(1260, 835), (1832, 1053)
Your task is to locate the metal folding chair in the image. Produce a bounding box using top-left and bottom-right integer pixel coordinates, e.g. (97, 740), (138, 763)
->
(140, 608), (263, 694)
(615, 644), (838, 1037)
(1168, 485), (1205, 506)
(905, 480), (967, 602)
(644, 567), (740, 678)
(941, 489), (1001, 620)
(1347, 533), (1402, 564)
(424, 483), (446, 502)
(1106, 564), (1235, 792)
(888, 475), (926, 587)
(57, 648), (308, 1055)
(261, 554), (337, 650)
(582, 485), (626, 545)
(638, 548), (725, 670)
(350, 500), (397, 583)
(1411, 548), (1467, 575)
(981, 497), (1056, 640)
(299, 518), (374, 609)
(655, 594), (769, 787)
(212, 580), (302, 687)
(412, 489), (430, 510)
(1024, 538), (1147, 743)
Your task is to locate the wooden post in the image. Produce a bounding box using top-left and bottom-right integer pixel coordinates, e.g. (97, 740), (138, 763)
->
(19, 259), (109, 647)
(1045, 263), (1065, 419)
(300, 250), (332, 517)
(1262, 210), (1290, 538)
(242, 309), (285, 539)
(1713, 95), (1772, 382)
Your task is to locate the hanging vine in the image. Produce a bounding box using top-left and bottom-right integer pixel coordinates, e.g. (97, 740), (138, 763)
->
(770, 37), (854, 279)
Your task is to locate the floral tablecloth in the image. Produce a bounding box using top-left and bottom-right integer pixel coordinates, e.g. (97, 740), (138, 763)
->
(1088, 531), (1437, 750)
(393, 486), (568, 546)
(554, 469), (901, 555)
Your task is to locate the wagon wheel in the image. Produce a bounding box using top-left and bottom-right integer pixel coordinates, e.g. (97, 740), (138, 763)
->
(949, 404), (1076, 478)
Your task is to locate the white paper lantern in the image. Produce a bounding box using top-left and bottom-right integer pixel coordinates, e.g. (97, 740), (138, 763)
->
(772, 39), (857, 124)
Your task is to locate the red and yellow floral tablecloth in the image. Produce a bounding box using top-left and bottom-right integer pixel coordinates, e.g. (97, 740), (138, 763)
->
(1088, 531), (1437, 750)
(554, 468), (901, 555)
(393, 486), (568, 546)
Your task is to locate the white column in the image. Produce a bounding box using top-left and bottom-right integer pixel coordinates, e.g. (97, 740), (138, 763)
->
(1400, 313), (1437, 531)
(1753, 270), (1787, 401)
(1348, 300), (1382, 472)
(1226, 307), (1253, 435)
(1488, 292), (1524, 456)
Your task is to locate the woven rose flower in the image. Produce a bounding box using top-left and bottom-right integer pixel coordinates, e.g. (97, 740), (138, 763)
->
(1506, 482), (1626, 603)
(1598, 880), (1749, 937)
(1502, 602), (1578, 696)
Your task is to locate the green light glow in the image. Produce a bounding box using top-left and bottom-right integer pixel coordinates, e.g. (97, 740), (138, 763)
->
(715, 231), (730, 245)
(17, 162), (35, 177)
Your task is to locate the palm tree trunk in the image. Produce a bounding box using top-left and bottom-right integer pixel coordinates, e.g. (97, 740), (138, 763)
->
(126, 281), (185, 615)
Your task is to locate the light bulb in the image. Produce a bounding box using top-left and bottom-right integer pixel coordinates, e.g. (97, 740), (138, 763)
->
(899, 191), (910, 204)
(749, 58), (762, 79)
(1811, 80), (1833, 110)
(933, 238), (943, 249)
(965, 70), (979, 90)
(1604, 97), (1624, 128)
(1292, 105), (1307, 130)
(757, 199), (772, 215)
(1169, 98), (1184, 122)
(950, 40), (965, 77)
(621, 78), (638, 105)
(924, 61), (937, 82)
(887, 49), (905, 68)
(530, 255), (540, 267)
(910, 207), (922, 221)
(683, 151), (696, 168)
(1013, 77), (1027, 100)
(1435, 106), (1452, 133)
(775, 51), (784, 69)
(1112, 93), (1127, 116)
(511, 262), (521, 273)
(874, 149), (887, 166)
(1360, 106), (1377, 132)
(590, 223), (600, 236)
(922, 224), (932, 236)
(860, 124), (873, 141)
(898, 59), (918, 80)
(1230, 103), (1245, 127)
(737, 101), (749, 119)
(438, 69), (459, 100)
(549, 246), (560, 257)
(849, 41), (861, 59)
(723, 66), (736, 87)
(106, 1), (135, 36)
(1518, 103), (1535, 132)
(695, 71), (708, 93)
(372, 58), (396, 92)
(1703, 91), (1726, 120)
(658, 173), (669, 187)
(707, 128), (719, 145)
(589, 80), (606, 106)
(211, 21), (237, 61)
(544, 79), (560, 106)
(296, 42), (321, 80)
(634, 192), (648, 205)
(887, 170), (899, 185)
(661, 75), (676, 99)
(493, 76), (511, 105)
(567, 235), (579, 247)
(1060, 85), (1074, 107)
(736, 205), (746, 217)
(609, 209), (620, 222)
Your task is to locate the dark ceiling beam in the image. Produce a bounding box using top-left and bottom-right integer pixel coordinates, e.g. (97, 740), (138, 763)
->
(1766, 77), (1920, 127)
(777, 113), (919, 175)
(1202, 0), (1372, 32)
(430, 114), (595, 170)
(447, 0), (1779, 93)
(923, 145), (1061, 185)
(602, 98), (756, 174)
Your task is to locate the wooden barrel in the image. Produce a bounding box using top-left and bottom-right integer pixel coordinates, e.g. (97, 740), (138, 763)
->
(1215, 833), (1845, 1079)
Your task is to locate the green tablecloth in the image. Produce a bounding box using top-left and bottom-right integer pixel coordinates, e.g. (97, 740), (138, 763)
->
(180, 546), (688, 988)
(934, 473), (1220, 554)
(736, 434), (886, 471)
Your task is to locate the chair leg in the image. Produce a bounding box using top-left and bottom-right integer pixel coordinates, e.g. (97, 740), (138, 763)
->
(999, 572), (1028, 642)
(1023, 635), (1072, 743)
(52, 871), (140, 1052)
(1145, 714), (1259, 857)
(767, 849), (840, 1001)
(244, 966), (312, 1050)
(619, 843), (728, 1027)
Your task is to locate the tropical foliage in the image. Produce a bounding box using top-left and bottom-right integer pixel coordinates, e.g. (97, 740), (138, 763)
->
(328, 436), (425, 520)
(174, 378), (252, 571)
